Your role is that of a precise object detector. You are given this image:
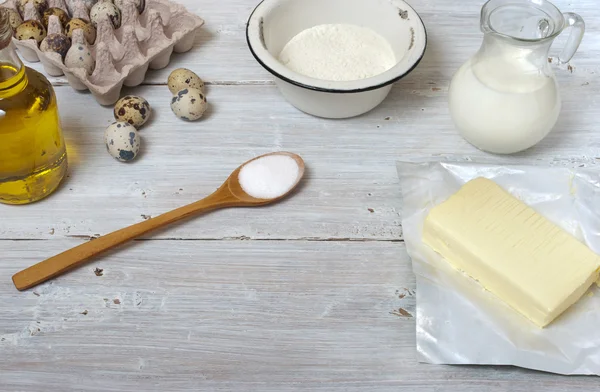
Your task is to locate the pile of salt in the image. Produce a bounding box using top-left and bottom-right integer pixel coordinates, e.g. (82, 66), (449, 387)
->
(238, 155), (300, 199)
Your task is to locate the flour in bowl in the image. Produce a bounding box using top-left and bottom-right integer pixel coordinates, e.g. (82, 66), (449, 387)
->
(278, 24), (397, 82)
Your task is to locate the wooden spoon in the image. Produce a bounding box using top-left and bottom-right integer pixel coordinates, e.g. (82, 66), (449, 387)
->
(12, 152), (305, 291)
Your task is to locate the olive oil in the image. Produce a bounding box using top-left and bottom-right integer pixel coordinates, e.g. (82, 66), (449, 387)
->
(0, 11), (67, 205)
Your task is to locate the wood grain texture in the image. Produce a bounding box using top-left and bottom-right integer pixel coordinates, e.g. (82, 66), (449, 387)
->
(26, 0), (600, 85)
(2, 0), (600, 389)
(1, 79), (600, 241)
(1, 240), (599, 391)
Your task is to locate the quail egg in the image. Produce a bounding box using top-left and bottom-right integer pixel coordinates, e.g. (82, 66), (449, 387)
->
(65, 18), (96, 44)
(15, 20), (47, 44)
(104, 122), (141, 162)
(168, 68), (205, 95)
(115, 0), (145, 13)
(171, 88), (208, 122)
(90, 2), (121, 29)
(42, 7), (70, 28)
(18, 0), (49, 16)
(4, 8), (23, 31)
(65, 43), (95, 74)
(40, 33), (71, 60)
(113, 95), (151, 129)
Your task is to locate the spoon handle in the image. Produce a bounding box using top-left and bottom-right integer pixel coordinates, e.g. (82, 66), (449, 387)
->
(12, 190), (237, 291)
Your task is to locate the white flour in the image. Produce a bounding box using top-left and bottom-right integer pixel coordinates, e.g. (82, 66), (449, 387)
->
(278, 24), (396, 82)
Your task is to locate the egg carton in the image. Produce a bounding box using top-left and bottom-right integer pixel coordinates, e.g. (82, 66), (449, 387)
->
(1, 0), (204, 105)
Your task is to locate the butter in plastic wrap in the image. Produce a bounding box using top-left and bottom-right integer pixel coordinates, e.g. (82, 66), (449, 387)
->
(397, 161), (600, 376)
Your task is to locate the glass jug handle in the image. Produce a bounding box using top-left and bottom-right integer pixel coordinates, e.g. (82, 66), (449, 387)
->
(558, 13), (585, 64)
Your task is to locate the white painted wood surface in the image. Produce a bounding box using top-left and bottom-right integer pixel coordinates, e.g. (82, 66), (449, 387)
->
(2, 0), (600, 390)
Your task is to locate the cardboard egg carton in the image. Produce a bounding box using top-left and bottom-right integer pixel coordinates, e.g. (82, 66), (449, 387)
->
(2, 0), (204, 105)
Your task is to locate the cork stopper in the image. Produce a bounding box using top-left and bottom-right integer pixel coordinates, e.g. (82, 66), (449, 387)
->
(0, 8), (12, 50)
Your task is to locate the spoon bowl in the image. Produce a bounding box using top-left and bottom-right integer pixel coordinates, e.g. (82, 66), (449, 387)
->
(12, 152), (305, 291)
(227, 151), (305, 203)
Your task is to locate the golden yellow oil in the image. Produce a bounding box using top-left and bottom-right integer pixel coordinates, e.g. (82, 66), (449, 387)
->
(0, 63), (67, 205)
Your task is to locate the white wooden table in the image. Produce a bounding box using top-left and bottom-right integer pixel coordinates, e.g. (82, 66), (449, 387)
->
(2, 0), (600, 390)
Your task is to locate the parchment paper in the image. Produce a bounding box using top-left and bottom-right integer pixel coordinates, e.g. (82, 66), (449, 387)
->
(397, 161), (600, 376)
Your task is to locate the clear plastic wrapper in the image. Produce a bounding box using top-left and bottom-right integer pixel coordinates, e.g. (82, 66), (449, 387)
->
(397, 161), (600, 376)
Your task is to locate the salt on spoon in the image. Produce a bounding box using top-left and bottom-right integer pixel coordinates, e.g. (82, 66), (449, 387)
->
(12, 152), (305, 291)
(239, 154), (301, 199)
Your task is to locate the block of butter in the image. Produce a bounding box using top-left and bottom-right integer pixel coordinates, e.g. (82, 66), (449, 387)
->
(423, 177), (600, 328)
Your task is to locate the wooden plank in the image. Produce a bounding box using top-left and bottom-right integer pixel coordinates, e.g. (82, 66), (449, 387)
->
(22, 0), (600, 86)
(1, 81), (599, 240)
(1, 0), (600, 388)
(1, 239), (598, 391)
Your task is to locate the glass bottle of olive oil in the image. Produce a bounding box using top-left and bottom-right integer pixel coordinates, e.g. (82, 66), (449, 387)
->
(0, 9), (67, 205)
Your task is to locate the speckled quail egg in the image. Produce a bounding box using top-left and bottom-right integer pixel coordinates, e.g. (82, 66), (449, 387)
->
(168, 68), (205, 95)
(40, 33), (71, 59)
(5, 8), (23, 31)
(15, 20), (47, 44)
(65, 18), (96, 44)
(18, 0), (49, 16)
(113, 95), (151, 129)
(171, 88), (208, 122)
(42, 7), (70, 28)
(90, 2), (121, 28)
(65, 43), (95, 74)
(104, 122), (141, 162)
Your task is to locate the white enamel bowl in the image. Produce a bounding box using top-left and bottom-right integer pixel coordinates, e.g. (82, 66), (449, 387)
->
(246, 0), (427, 119)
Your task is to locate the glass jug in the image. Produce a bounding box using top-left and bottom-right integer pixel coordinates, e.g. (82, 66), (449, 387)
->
(448, 0), (584, 154)
(0, 9), (68, 204)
